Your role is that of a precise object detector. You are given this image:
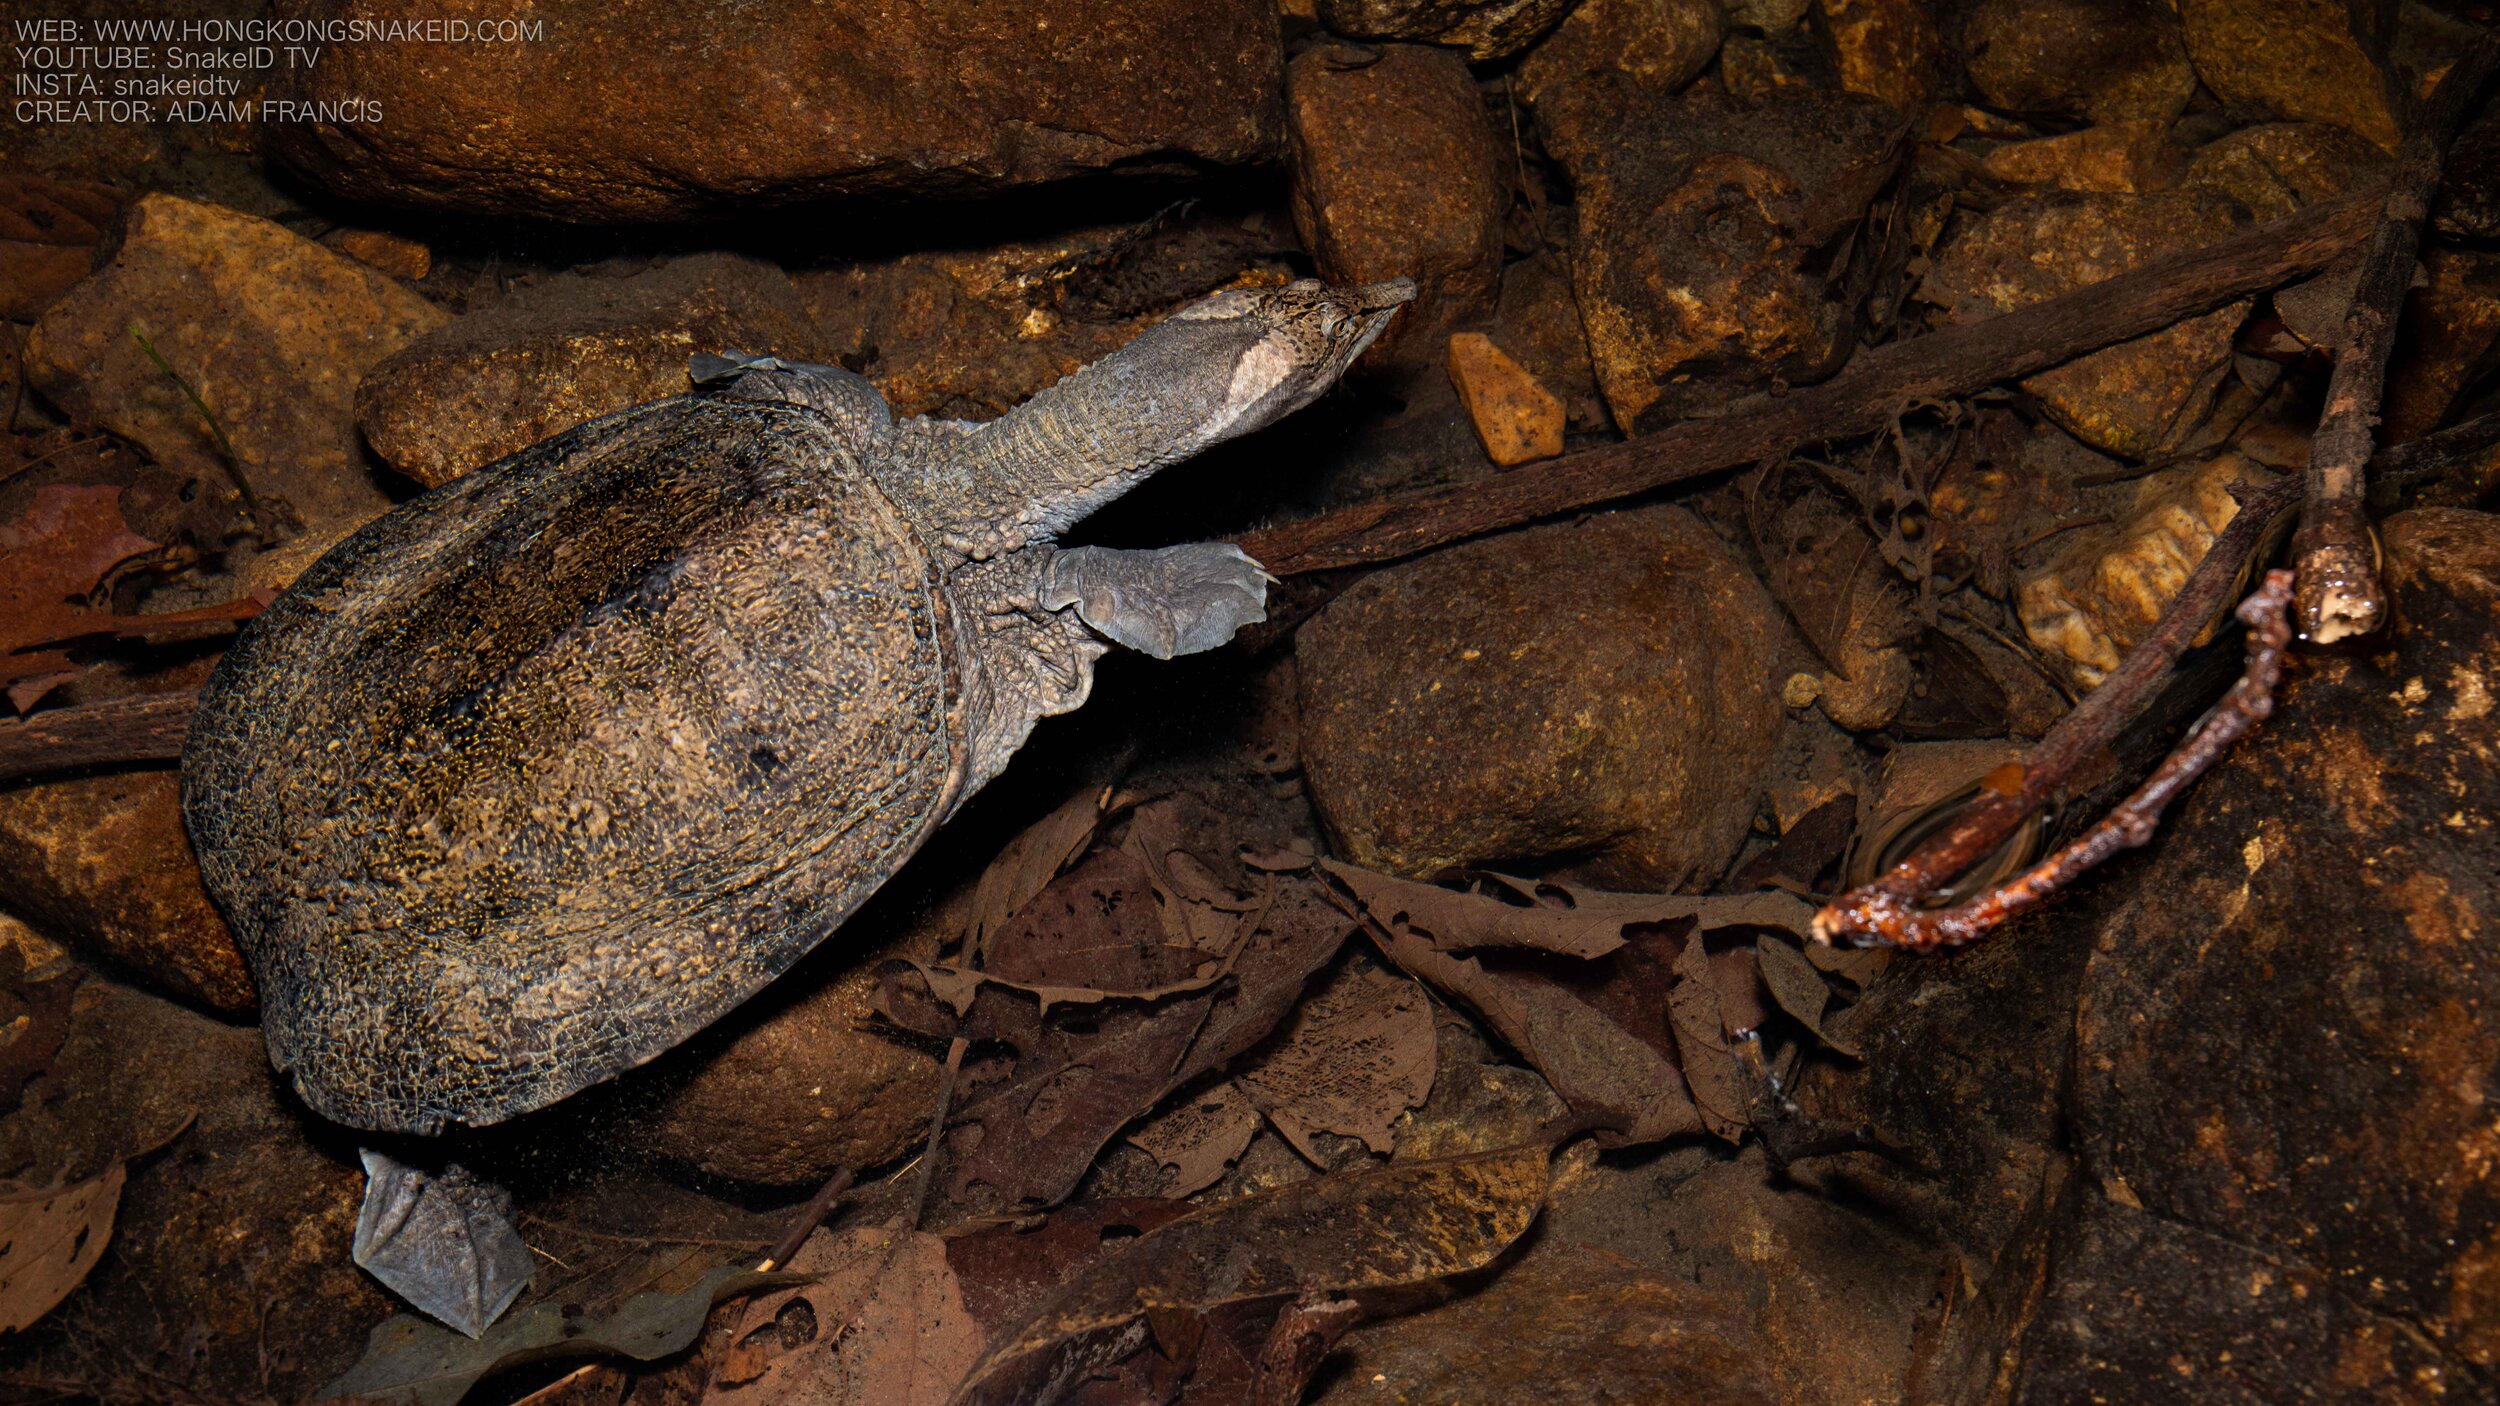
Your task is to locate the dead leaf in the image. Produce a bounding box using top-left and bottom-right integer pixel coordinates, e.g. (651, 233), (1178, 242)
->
(1369, 922), (1704, 1145)
(965, 785), (1115, 965)
(1128, 1083), (1263, 1198)
(1755, 938), (1860, 1057)
(1236, 964), (1435, 1162)
(1323, 861), (1816, 960)
(0, 484), (160, 710)
(877, 876), (1352, 1212)
(951, 1142), (1552, 1405)
(319, 1264), (806, 1406)
(707, 1228), (982, 1405)
(0, 1161), (123, 1332)
(1665, 932), (1749, 1141)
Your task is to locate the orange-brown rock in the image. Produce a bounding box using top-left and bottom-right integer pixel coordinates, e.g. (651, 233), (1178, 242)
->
(264, 0), (1284, 221)
(2176, 0), (2403, 150)
(1493, 251), (1610, 432)
(1515, 0), (1725, 106)
(1979, 123), (2184, 195)
(1445, 333), (1565, 465)
(2382, 247), (2500, 445)
(1287, 43), (1504, 372)
(2181, 122), (2391, 223)
(318, 227), (432, 283)
(356, 253), (836, 487)
(1959, 0), (2196, 126)
(1295, 504), (1787, 889)
(1814, 0), (1943, 114)
(1921, 189), (2248, 459)
(0, 770), (254, 1014)
(1532, 80), (1903, 431)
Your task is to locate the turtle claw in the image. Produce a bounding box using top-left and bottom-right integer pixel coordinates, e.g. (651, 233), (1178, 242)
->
(1041, 543), (1274, 660)
(352, 1148), (533, 1338)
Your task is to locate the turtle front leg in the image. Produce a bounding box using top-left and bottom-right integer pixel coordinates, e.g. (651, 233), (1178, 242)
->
(1041, 542), (1274, 660)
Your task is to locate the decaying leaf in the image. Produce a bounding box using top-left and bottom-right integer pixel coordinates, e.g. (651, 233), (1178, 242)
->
(877, 875), (1351, 1212)
(1127, 1083), (1264, 1198)
(964, 784), (1118, 965)
(320, 1263), (806, 1406)
(0, 1161), (124, 1332)
(708, 1228), (983, 1405)
(1323, 861), (1814, 959)
(1666, 933), (1750, 1141)
(0, 483), (159, 709)
(1236, 963), (1436, 1162)
(1755, 938), (1859, 1057)
(952, 1142), (1553, 1405)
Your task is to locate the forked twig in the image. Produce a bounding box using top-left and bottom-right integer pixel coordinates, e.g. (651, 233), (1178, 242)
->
(1815, 570), (2295, 951)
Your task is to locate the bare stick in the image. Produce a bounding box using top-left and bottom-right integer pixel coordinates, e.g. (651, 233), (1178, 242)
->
(0, 691), (193, 785)
(1816, 569), (2296, 951)
(1239, 196), (2375, 576)
(1812, 469), (2298, 932)
(2292, 40), (2500, 643)
(760, 1166), (856, 1272)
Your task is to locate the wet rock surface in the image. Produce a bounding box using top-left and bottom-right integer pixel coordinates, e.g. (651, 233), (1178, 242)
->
(23, 194), (449, 588)
(1287, 42), (1505, 371)
(0, 770), (254, 1014)
(2177, 0), (2404, 151)
(1921, 189), (2249, 458)
(1295, 504), (1787, 888)
(356, 253), (836, 487)
(265, 0), (1286, 221)
(1534, 79), (1903, 432)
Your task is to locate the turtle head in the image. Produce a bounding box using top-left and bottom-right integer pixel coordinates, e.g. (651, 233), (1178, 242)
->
(1159, 277), (1415, 449)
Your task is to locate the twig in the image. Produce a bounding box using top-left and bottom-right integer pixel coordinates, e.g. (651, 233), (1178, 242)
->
(907, 1035), (969, 1232)
(760, 1166), (855, 1272)
(1237, 195), (2377, 576)
(1815, 569), (2295, 950)
(0, 691), (193, 785)
(2368, 408), (2500, 509)
(2291, 40), (2500, 643)
(1812, 470), (2299, 943)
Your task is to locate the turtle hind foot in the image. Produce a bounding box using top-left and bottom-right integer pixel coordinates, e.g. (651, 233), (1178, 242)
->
(1041, 542), (1274, 660)
(351, 1147), (533, 1338)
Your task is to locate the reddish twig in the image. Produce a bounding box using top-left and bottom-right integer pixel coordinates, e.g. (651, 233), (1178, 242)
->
(1815, 569), (2296, 951)
(1812, 469), (2298, 927)
(0, 691), (194, 785)
(2291, 39), (2500, 643)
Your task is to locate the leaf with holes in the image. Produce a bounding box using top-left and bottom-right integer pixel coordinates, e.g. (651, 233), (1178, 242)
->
(0, 1161), (123, 1331)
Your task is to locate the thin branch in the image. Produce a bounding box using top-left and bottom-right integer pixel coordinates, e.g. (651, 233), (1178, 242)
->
(1816, 568), (2295, 951)
(1811, 469), (2300, 941)
(1238, 195), (2377, 576)
(2291, 39), (2500, 643)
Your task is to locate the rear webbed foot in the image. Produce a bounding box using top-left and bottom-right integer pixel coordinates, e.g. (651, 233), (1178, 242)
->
(1041, 543), (1275, 660)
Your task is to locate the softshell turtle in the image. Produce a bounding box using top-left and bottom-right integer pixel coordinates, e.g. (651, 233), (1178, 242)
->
(183, 278), (1410, 1140)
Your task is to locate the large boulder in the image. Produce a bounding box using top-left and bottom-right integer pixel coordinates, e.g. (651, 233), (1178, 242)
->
(1295, 505), (1788, 889)
(263, 0), (1285, 221)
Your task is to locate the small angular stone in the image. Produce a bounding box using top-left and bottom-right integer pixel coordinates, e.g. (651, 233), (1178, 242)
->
(319, 228), (432, 282)
(1979, 123), (2184, 194)
(1445, 333), (1565, 465)
(1814, 0), (1943, 114)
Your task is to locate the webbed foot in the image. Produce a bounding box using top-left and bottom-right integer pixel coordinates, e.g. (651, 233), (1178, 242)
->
(1041, 543), (1275, 660)
(351, 1148), (533, 1338)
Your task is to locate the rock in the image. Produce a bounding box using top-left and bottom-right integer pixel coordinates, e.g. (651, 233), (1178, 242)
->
(2061, 507), (2500, 1373)
(1287, 43), (1504, 372)
(0, 770), (255, 1014)
(1717, 35), (1821, 101)
(1959, 0), (2197, 126)
(798, 215), (1298, 423)
(2177, 0), (2403, 151)
(1493, 251), (1610, 432)
(356, 253), (836, 488)
(2435, 112), (2500, 241)
(1445, 333), (1564, 465)
(1921, 189), (2249, 459)
(1296, 504), (1787, 888)
(2382, 247), (2500, 445)
(318, 227), (432, 283)
(2182, 122), (2392, 223)
(0, 976), (383, 1398)
(1979, 123), (2186, 194)
(1813, 0), (1944, 114)
(1532, 79), (1903, 431)
(23, 194), (449, 589)
(1514, 0), (1725, 109)
(2015, 453), (2268, 686)
(632, 951), (942, 1187)
(264, 0), (1283, 221)
(1316, 0), (1574, 59)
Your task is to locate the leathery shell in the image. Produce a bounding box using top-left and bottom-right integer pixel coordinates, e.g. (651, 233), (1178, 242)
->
(183, 396), (962, 1134)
